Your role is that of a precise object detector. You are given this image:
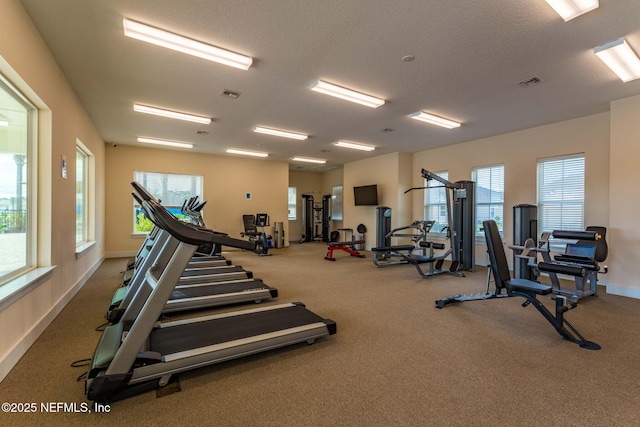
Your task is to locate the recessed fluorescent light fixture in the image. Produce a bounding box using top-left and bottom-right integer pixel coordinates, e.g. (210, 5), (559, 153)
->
(254, 126), (308, 140)
(545, 0), (598, 21)
(123, 18), (253, 70)
(0, 120), (8, 127)
(292, 157), (326, 164)
(138, 137), (193, 148)
(226, 148), (269, 158)
(134, 104), (211, 124)
(310, 80), (385, 108)
(594, 38), (640, 82)
(410, 111), (461, 129)
(334, 140), (375, 151)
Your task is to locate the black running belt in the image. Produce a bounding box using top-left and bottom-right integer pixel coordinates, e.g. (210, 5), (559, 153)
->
(149, 304), (326, 355)
(170, 280), (269, 299)
(180, 266), (245, 277)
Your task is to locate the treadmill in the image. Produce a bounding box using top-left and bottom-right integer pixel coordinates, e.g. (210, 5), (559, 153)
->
(107, 227), (277, 323)
(107, 185), (277, 323)
(86, 185), (336, 401)
(122, 200), (229, 284)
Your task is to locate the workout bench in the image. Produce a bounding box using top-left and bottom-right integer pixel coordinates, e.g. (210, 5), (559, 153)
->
(435, 220), (599, 350)
(325, 240), (366, 261)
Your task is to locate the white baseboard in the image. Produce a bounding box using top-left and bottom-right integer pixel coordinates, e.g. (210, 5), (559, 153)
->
(105, 251), (137, 259)
(0, 257), (103, 382)
(606, 283), (640, 299)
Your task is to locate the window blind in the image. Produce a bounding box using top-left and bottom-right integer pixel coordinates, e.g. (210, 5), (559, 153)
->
(537, 154), (585, 233)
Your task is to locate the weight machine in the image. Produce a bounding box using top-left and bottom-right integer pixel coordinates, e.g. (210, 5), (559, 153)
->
(509, 204), (608, 301)
(395, 169), (475, 273)
(372, 218), (449, 273)
(300, 194), (330, 243)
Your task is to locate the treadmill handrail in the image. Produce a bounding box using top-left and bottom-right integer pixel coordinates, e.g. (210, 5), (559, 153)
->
(135, 184), (259, 251)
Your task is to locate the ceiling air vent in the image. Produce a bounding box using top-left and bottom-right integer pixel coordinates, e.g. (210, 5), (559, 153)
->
(220, 89), (240, 99)
(517, 76), (543, 88)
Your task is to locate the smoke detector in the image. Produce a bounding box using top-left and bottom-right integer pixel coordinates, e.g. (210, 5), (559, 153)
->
(517, 76), (543, 88)
(220, 89), (241, 99)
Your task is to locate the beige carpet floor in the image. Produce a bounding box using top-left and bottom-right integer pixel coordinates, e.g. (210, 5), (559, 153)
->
(1, 242), (639, 426)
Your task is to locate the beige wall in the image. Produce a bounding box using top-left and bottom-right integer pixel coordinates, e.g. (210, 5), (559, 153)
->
(343, 152), (413, 248)
(0, 0), (106, 381)
(608, 94), (640, 297)
(321, 168), (344, 196)
(105, 144), (289, 255)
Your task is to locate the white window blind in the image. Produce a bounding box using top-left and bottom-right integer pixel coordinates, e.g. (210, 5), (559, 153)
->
(537, 154), (585, 233)
(472, 165), (504, 236)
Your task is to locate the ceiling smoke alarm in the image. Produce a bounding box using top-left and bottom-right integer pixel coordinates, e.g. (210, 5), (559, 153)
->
(220, 89), (240, 99)
(517, 76), (543, 88)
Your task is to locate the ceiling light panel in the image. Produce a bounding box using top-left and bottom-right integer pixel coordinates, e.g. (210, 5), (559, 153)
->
(226, 148), (269, 158)
(292, 157), (326, 164)
(410, 111), (461, 129)
(334, 140), (375, 151)
(254, 126), (308, 140)
(545, 0), (598, 21)
(123, 18), (253, 70)
(138, 137), (193, 148)
(310, 80), (385, 108)
(134, 104), (211, 124)
(594, 38), (640, 83)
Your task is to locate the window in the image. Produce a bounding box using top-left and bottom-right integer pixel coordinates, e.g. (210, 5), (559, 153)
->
(0, 74), (36, 284)
(133, 171), (203, 233)
(424, 171), (449, 233)
(75, 142), (94, 247)
(331, 185), (343, 221)
(537, 154), (585, 233)
(288, 187), (297, 220)
(472, 165), (504, 236)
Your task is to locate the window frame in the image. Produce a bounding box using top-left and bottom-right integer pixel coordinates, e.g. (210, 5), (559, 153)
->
(536, 153), (585, 235)
(331, 185), (343, 221)
(132, 171), (203, 234)
(288, 186), (297, 221)
(0, 73), (37, 286)
(472, 164), (505, 237)
(75, 139), (95, 253)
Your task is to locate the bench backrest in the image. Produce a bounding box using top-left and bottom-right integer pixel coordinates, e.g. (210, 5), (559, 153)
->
(483, 220), (510, 290)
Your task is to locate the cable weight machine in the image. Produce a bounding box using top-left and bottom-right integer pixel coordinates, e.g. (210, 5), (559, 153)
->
(300, 194), (331, 242)
(403, 168), (476, 272)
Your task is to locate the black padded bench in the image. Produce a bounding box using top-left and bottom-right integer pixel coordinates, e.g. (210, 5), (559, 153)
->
(434, 220), (599, 350)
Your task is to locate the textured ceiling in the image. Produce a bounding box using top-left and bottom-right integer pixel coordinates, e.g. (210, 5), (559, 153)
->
(19, 0), (640, 171)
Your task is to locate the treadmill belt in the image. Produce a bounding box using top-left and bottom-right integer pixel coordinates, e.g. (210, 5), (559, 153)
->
(150, 304), (326, 356)
(170, 280), (268, 299)
(180, 266), (245, 277)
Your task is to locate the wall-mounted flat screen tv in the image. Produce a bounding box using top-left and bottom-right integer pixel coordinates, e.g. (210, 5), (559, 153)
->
(354, 184), (378, 206)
